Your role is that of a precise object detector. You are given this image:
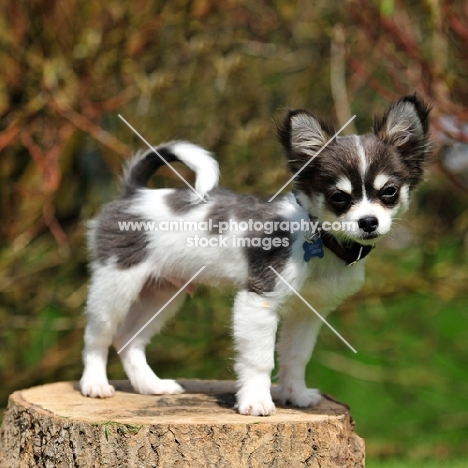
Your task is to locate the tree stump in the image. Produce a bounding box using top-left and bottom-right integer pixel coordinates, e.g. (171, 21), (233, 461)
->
(0, 380), (364, 468)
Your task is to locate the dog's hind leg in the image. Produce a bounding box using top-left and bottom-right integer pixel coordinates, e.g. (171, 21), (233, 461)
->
(114, 279), (186, 395)
(80, 264), (148, 398)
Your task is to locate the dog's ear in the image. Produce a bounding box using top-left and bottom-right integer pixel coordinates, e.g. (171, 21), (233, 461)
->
(373, 93), (432, 187)
(278, 109), (335, 171)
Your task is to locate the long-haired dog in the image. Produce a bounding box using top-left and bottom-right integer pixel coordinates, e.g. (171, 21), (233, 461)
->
(80, 93), (432, 416)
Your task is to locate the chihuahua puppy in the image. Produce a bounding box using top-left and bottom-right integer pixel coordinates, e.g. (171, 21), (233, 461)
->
(80, 93), (432, 416)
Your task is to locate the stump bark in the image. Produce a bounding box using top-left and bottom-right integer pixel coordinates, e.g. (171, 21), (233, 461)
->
(0, 380), (364, 468)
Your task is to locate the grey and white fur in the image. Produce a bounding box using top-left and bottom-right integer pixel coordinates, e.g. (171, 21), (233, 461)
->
(80, 93), (432, 416)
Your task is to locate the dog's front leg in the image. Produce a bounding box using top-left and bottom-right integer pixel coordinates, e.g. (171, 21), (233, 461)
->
(233, 291), (279, 416)
(276, 313), (324, 407)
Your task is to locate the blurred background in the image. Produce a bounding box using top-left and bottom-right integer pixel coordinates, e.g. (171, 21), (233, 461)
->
(0, 1), (467, 466)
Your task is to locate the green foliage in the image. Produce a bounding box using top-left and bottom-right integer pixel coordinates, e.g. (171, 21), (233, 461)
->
(368, 459), (468, 468)
(380, 0), (395, 18)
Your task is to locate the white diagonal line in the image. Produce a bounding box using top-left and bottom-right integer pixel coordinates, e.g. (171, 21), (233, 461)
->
(268, 115), (356, 202)
(117, 266), (206, 354)
(268, 266), (357, 353)
(118, 114), (206, 202)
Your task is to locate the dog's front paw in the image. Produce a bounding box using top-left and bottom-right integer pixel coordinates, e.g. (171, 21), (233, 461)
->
(279, 386), (322, 408)
(236, 389), (276, 416)
(80, 379), (115, 398)
(133, 377), (185, 395)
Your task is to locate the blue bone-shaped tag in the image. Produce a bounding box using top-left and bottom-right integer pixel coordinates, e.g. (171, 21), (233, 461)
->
(303, 237), (324, 262)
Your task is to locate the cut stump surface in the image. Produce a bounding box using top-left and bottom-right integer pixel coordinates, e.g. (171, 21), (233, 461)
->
(0, 380), (364, 467)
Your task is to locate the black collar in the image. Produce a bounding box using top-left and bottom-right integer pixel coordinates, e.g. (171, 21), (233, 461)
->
(293, 193), (375, 267)
(321, 232), (374, 267)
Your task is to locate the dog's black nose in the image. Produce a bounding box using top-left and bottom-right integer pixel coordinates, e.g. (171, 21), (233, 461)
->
(358, 216), (379, 233)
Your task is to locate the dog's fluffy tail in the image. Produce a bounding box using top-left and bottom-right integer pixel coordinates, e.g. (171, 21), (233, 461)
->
(122, 141), (219, 197)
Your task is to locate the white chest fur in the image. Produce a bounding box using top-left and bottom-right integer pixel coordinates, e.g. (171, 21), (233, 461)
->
(293, 248), (366, 316)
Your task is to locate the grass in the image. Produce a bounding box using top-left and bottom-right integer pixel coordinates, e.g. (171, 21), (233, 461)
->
(309, 290), (468, 458)
(367, 460), (468, 468)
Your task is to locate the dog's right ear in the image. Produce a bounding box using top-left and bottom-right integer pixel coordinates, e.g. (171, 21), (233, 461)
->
(278, 109), (335, 171)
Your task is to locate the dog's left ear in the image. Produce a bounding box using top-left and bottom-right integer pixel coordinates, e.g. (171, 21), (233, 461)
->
(373, 92), (432, 187)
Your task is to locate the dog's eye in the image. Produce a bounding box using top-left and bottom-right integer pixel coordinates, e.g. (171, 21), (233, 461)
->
(380, 186), (398, 198)
(329, 191), (351, 205)
(380, 186), (399, 205)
